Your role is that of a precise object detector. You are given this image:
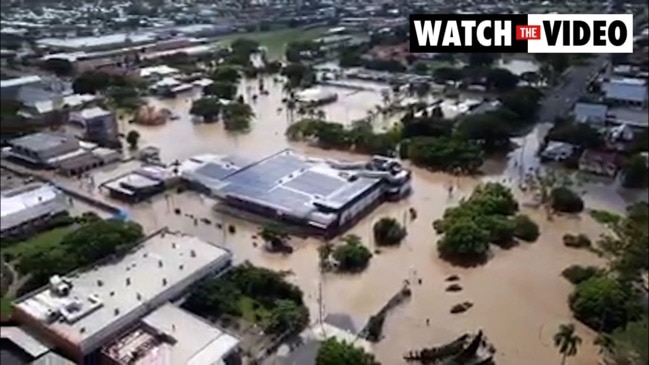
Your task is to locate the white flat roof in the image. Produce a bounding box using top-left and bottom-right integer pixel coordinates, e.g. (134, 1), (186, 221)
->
(0, 183), (68, 232)
(142, 304), (239, 365)
(139, 65), (179, 78)
(0, 75), (42, 89)
(15, 231), (232, 351)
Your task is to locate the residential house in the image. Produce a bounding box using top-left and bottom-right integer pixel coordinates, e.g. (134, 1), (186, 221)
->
(579, 150), (620, 177)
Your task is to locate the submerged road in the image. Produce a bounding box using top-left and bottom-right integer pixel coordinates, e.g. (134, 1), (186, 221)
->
(537, 54), (609, 124)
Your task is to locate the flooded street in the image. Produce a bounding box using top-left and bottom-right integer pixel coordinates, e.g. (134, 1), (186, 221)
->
(85, 75), (640, 364)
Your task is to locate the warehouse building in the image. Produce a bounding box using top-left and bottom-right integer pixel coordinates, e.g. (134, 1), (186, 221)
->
(0, 183), (68, 239)
(101, 165), (178, 203)
(12, 230), (233, 362)
(183, 149), (411, 237)
(6, 132), (121, 176)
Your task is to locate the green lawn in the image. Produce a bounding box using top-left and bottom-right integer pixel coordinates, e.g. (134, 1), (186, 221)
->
(1, 294), (13, 320)
(238, 296), (271, 324)
(4, 226), (73, 262)
(612, 316), (649, 365)
(215, 26), (332, 60)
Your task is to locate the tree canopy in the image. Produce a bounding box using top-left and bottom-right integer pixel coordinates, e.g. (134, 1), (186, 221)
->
(190, 97), (222, 122)
(434, 183), (525, 263)
(622, 154), (649, 189)
(316, 338), (381, 365)
(332, 235), (373, 272)
(222, 101), (254, 132)
(17, 219), (144, 287)
(184, 262), (308, 335)
(373, 217), (407, 246)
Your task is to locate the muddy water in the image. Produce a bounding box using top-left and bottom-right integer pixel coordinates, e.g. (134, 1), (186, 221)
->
(105, 76), (628, 364)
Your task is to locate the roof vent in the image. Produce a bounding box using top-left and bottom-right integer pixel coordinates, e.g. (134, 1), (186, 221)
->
(126, 277), (131, 286)
(162, 278), (167, 286)
(80, 327), (86, 333)
(179, 264), (184, 270)
(97, 280), (103, 287)
(110, 291), (115, 296)
(143, 253), (148, 258)
(114, 308), (120, 316)
(158, 260), (163, 267)
(136, 293), (142, 301)
(190, 250), (196, 257)
(172, 242), (176, 249)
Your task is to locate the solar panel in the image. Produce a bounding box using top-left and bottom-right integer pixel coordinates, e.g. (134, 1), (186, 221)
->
(284, 171), (343, 196)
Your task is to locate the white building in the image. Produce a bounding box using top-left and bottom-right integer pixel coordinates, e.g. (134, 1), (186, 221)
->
(0, 183), (68, 238)
(103, 303), (240, 364)
(13, 230), (233, 361)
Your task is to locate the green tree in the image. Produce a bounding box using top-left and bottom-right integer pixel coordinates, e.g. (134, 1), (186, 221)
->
(407, 136), (484, 174)
(190, 97), (222, 122)
(203, 82), (238, 100)
(316, 338), (381, 365)
(282, 63), (315, 89)
(513, 214), (540, 242)
(126, 130), (140, 150)
(553, 323), (582, 365)
(437, 219), (490, 261)
(499, 86), (543, 121)
(551, 187), (584, 214)
(260, 223), (290, 247)
(569, 276), (638, 332)
(458, 112), (513, 153)
(333, 235), (372, 272)
(211, 66), (241, 85)
(41, 58), (74, 77)
(266, 299), (309, 334)
(373, 217), (407, 246)
(183, 278), (242, 317)
(622, 154), (648, 189)
(222, 101), (254, 132)
(485, 68), (519, 92)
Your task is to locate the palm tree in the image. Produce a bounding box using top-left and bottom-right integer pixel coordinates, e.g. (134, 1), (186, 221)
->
(553, 323), (582, 365)
(594, 334), (616, 357)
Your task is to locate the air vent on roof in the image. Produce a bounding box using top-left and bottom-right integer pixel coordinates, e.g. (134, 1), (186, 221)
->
(126, 277), (131, 286)
(114, 308), (120, 316)
(110, 291), (115, 296)
(190, 250), (196, 257)
(97, 280), (103, 287)
(172, 242), (176, 249)
(80, 327), (86, 333)
(136, 293), (141, 301)
(179, 264), (184, 270)
(162, 278), (167, 286)
(158, 260), (163, 267)
(143, 253), (148, 258)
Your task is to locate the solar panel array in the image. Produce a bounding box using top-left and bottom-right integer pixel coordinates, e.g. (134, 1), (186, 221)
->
(216, 151), (381, 218)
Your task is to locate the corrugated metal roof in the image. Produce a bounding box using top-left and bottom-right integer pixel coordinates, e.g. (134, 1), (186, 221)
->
(573, 102), (608, 122)
(604, 79), (648, 103)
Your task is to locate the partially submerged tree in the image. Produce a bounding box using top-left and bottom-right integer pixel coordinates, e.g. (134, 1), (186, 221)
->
(332, 234), (373, 273)
(373, 217), (407, 246)
(126, 130), (140, 150)
(553, 323), (582, 365)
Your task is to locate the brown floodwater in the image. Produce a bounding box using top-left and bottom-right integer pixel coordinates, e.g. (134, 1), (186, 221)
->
(56, 76), (642, 364)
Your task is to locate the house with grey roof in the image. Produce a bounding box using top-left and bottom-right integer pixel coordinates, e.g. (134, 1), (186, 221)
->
(573, 102), (608, 125)
(603, 78), (648, 108)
